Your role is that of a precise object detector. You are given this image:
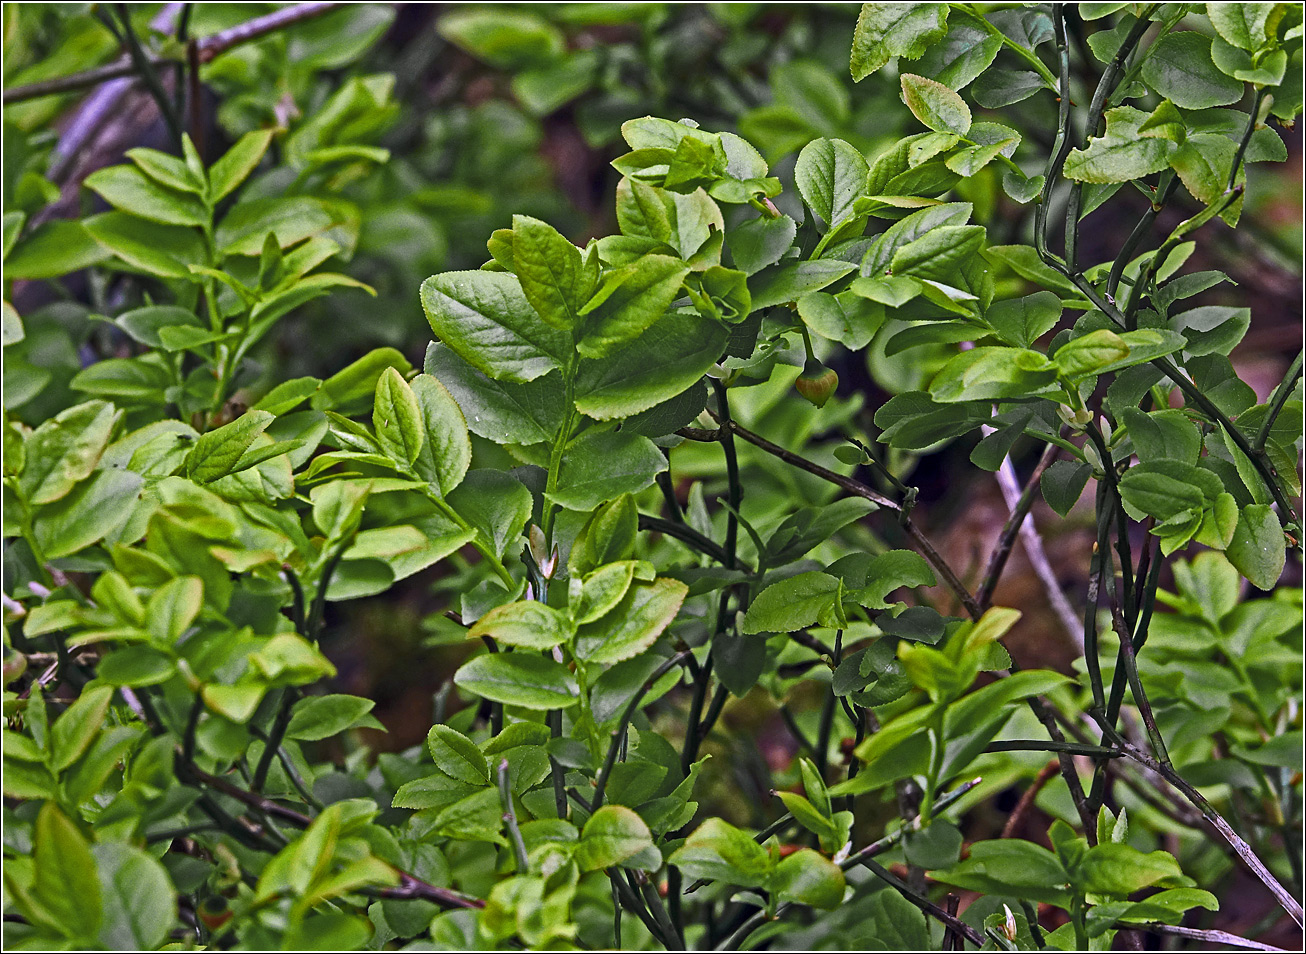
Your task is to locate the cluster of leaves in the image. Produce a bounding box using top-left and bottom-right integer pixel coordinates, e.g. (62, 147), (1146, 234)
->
(2, 2), (1303, 952)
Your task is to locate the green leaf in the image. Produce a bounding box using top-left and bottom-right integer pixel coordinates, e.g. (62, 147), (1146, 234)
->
(50, 684), (113, 772)
(667, 817), (772, 888)
(286, 695), (382, 741)
(1041, 459), (1092, 516)
(146, 576), (203, 643)
(901, 74), (972, 135)
(126, 147), (205, 195)
(1209, 3), (1281, 51)
(1053, 329), (1130, 378)
(312, 348), (413, 412)
(751, 259), (857, 310)
(742, 572), (843, 634)
(985, 291), (1063, 348)
(798, 291), (886, 351)
(1138, 99), (1188, 143)
(425, 343), (564, 445)
(915, 12), (1004, 90)
(92, 842), (174, 950)
(728, 214), (797, 275)
(19, 400), (120, 506)
(32, 468), (143, 559)
(1078, 843), (1188, 896)
(427, 724), (491, 784)
(577, 254), (691, 359)
(575, 806), (657, 871)
(934, 839), (1069, 905)
(373, 367), (426, 468)
(421, 270), (570, 383)
(512, 215), (591, 329)
(454, 653), (580, 710)
(929, 346), (1057, 402)
(569, 495), (638, 578)
(83, 164), (208, 227)
(574, 578), (688, 664)
(1064, 107), (1178, 183)
(82, 212), (201, 278)
(1225, 504), (1286, 590)
(769, 849), (846, 909)
(851, 3), (950, 81)
(795, 138), (870, 229)
(438, 7), (564, 69)
(573, 561), (637, 625)
(470, 600), (572, 650)
(209, 129), (275, 202)
(446, 470), (533, 560)
(875, 390), (991, 448)
(1141, 32), (1245, 109)
(547, 430), (667, 512)
(32, 803), (102, 942)
(186, 410), (277, 483)
(411, 373), (472, 496)
(574, 310), (728, 420)
(903, 820), (964, 870)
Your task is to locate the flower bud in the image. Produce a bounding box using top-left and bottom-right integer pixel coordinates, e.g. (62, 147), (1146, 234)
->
(1056, 403), (1092, 430)
(795, 358), (838, 408)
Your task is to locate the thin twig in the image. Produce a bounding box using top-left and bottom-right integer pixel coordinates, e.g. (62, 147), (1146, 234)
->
(994, 453), (1084, 649)
(861, 857), (985, 946)
(591, 651), (690, 812)
(498, 759), (530, 874)
(976, 441), (1059, 609)
(4, 3), (346, 104)
(1099, 723), (1305, 926)
(686, 415), (982, 619)
(1138, 923), (1289, 952)
(1001, 760), (1059, 839)
(639, 513), (741, 569)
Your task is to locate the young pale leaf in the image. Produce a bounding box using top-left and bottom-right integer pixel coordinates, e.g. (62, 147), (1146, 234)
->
(19, 400), (120, 506)
(1053, 329), (1131, 379)
(795, 138), (870, 229)
(1225, 504), (1286, 590)
(209, 129), (275, 202)
(900, 74), (972, 135)
(454, 653), (579, 710)
(575, 806), (657, 871)
(512, 214), (590, 329)
(32, 469), (143, 559)
(186, 410), (276, 483)
(469, 600), (572, 650)
(411, 374), (472, 495)
(742, 572), (843, 635)
(83, 164), (208, 227)
(373, 367), (426, 468)
(32, 803), (103, 943)
(312, 348), (412, 411)
(577, 254), (690, 359)
(573, 578), (688, 664)
(286, 695), (383, 741)
(769, 849), (846, 910)
(426, 724), (491, 785)
(667, 817), (773, 887)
